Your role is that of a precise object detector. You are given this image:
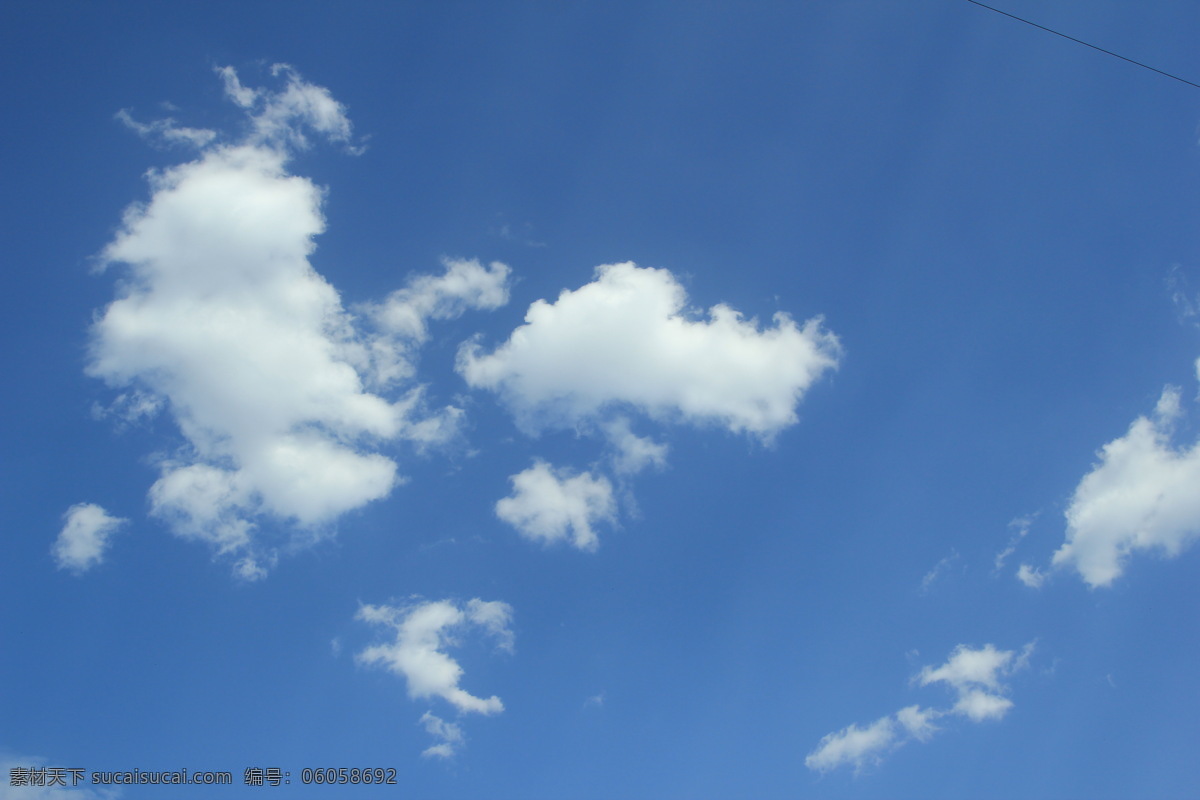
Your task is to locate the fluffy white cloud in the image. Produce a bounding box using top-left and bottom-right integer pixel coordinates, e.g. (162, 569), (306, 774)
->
(356, 598), (513, 716)
(1051, 386), (1200, 587)
(916, 642), (1032, 722)
(804, 703), (941, 772)
(805, 715), (899, 773)
(462, 263), (836, 548)
(917, 643), (1012, 694)
(952, 690), (1014, 722)
(807, 643), (1032, 773)
(53, 504), (127, 574)
(457, 262), (841, 440)
(418, 712), (464, 759)
(89, 66), (510, 578)
(494, 460), (616, 551)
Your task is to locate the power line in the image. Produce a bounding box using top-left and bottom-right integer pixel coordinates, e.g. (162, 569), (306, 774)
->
(966, 0), (1200, 91)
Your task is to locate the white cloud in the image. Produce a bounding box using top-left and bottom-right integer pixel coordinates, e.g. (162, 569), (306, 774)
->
(89, 67), (509, 578)
(370, 258), (510, 343)
(216, 66), (258, 108)
(1052, 385), (1200, 587)
(894, 704), (938, 741)
(91, 390), (163, 428)
(458, 262), (841, 440)
(805, 715), (899, 773)
(116, 109), (216, 149)
(465, 598), (516, 653)
(807, 643), (1033, 773)
(603, 417), (668, 476)
(230, 63), (354, 150)
(951, 689), (1013, 722)
(1167, 264), (1199, 325)
(462, 263), (836, 547)
(994, 514), (1036, 572)
(361, 258), (512, 386)
(916, 642), (1031, 723)
(494, 460), (616, 550)
(53, 504), (127, 574)
(358, 600), (510, 759)
(917, 643), (1013, 693)
(356, 598), (512, 716)
(919, 549), (959, 594)
(418, 712), (464, 759)
(1012, 640), (1036, 672)
(916, 642), (1012, 690)
(1016, 563), (1046, 589)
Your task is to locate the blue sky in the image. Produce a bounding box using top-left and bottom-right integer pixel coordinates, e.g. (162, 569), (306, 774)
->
(3, 1), (1200, 798)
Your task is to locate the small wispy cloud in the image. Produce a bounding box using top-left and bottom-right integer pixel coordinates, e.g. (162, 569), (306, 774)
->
(806, 642), (1035, 773)
(1167, 264), (1199, 326)
(419, 712), (465, 759)
(994, 514), (1036, 573)
(1016, 563), (1047, 589)
(497, 221), (546, 248)
(116, 108), (216, 149)
(919, 549), (960, 594)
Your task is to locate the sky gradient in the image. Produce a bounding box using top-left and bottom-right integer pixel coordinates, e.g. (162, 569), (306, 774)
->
(3, 2), (1200, 798)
